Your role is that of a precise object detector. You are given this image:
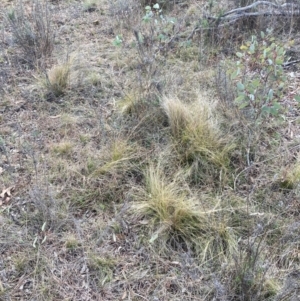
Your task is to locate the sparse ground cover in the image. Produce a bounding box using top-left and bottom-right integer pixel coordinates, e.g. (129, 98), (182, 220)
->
(0, 0), (300, 300)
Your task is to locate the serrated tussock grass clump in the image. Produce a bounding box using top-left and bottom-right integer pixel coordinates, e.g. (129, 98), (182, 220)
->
(46, 137), (141, 210)
(90, 138), (138, 176)
(50, 141), (73, 158)
(136, 165), (208, 239)
(64, 234), (79, 250)
(87, 253), (116, 286)
(162, 96), (236, 183)
(280, 153), (300, 189)
(132, 165), (244, 261)
(65, 138), (141, 208)
(46, 61), (71, 97)
(117, 91), (140, 115)
(42, 53), (89, 97)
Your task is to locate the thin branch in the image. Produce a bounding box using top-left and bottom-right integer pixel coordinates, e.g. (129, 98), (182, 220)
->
(204, 1), (300, 27)
(222, 1), (281, 18)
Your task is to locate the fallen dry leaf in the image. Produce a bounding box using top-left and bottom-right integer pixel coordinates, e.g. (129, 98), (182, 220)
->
(0, 186), (14, 205)
(0, 186), (14, 199)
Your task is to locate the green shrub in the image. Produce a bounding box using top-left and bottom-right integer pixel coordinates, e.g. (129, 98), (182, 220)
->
(230, 31), (288, 123)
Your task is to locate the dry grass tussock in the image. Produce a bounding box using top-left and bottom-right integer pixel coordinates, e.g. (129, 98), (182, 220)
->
(36, 53), (90, 99)
(1, 0), (300, 300)
(131, 164), (247, 263)
(162, 95), (236, 185)
(162, 95), (234, 163)
(46, 61), (71, 97)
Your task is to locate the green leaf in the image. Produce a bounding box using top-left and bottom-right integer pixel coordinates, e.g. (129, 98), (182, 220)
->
(269, 103), (281, 116)
(263, 49), (267, 58)
(235, 94), (246, 103)
(294, 95), (300, 102)
(237, 82), (245, 91)
(272, 102), (282, 110)
(268, 89), (273, 100)
(143, 14), (152, 22)
(251, 78), (260, 89)
(113, 35), (123, 46)
(153, 3), (160, 9)
(231, 68), (240, 80)
(261, 31), (265, 39)
(238, 101), (249, 109)
(268, 59), (273, 65)
(236, 52), (243, 58)
(249, 43), (255, 54)
(277, 48), (285, 56)
(278, 82), (285, 89)
(158, 33), (167, 41)
(231, 72), (238, 80)
(262, 103), (281, 116)
(149, 232), (158, 243)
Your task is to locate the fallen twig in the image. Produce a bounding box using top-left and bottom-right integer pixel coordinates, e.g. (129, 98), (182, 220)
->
(204, 1), (300, 27)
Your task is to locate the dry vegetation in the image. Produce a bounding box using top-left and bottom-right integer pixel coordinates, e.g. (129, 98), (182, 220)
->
(0, 0), (300, 300)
